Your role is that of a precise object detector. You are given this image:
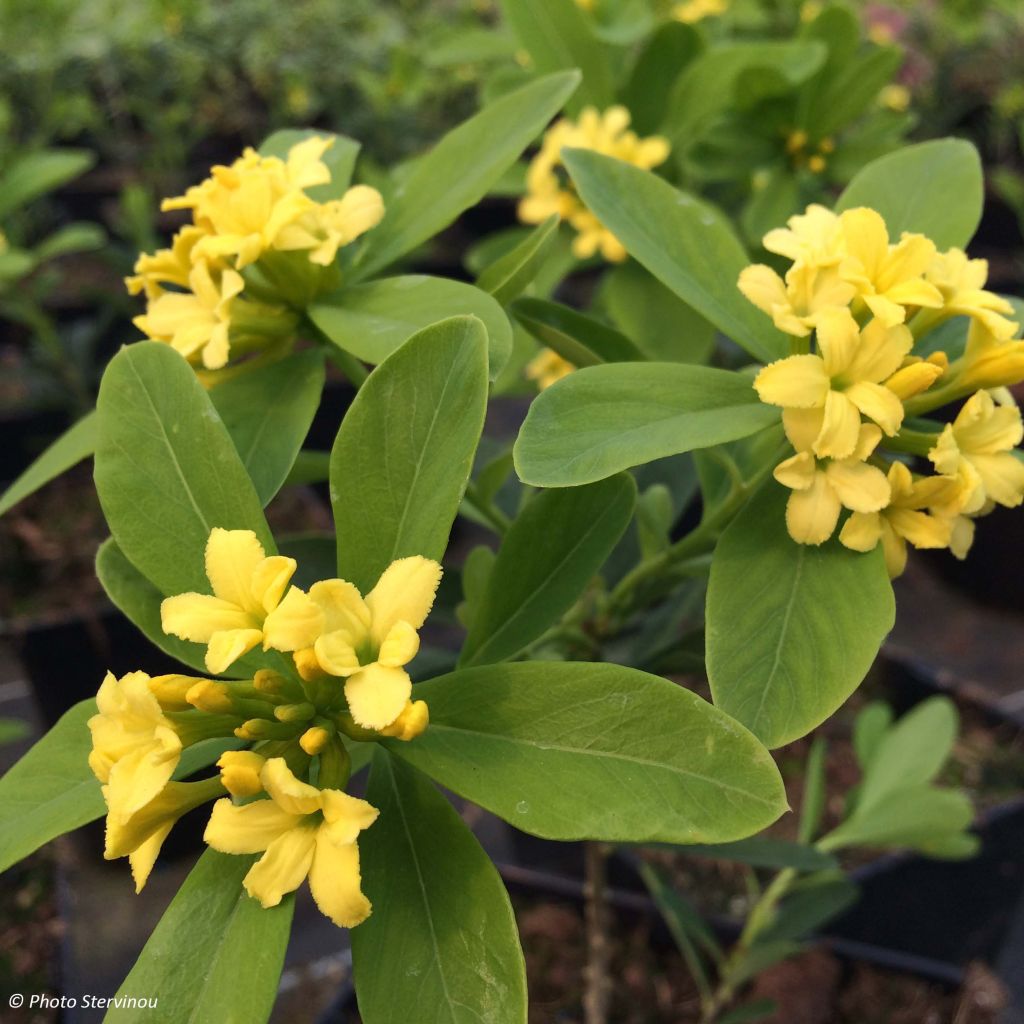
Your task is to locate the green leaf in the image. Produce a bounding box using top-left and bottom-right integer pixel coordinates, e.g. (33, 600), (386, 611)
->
(852, 701), (893, 772)
(0, 718), (29, 744)
(499, 0), (614, 113)
(798, 737), (827, 844)
(621, 22), (703, 135)
(0, 411), (96, 517)
(0, 701), (103, 873)
(94, 343), (272, 596)
(259, 129), (361, 198)
(662, 43), (826, 156)
(707, 481), (895, 749)
(476, 213), (561, 305)
(758, 872), (858, 942)
(602, 262), (716, 364)
(836, 139), (983, 250)
(357, 72), (580, 277)
(331, 316), (489, 593)
(309, 276), (512, 379)
(0, 148), (94, 219)
(802, 45), (903, 139)
(511, 297), (644, 366)
(562, 149), (787, 361)
(856, 697), (957, 814)
(514, 363), (778, 487)
(352, 751), (527, 1024)
(33, 221), (106, 261)
(107, 849), (292, 1024)
(821, 786), (973, 852)
(461, 474), (636, 666)
(389, 662), (787, 843)
(673, 836), (837, 872)
(209, 350), (325, 505)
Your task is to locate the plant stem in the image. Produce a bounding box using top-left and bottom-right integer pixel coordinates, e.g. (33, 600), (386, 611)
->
(583, 841), (612, 1024)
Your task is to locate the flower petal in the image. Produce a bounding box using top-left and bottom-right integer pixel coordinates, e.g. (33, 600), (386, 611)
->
(344, 664), (412, 730)
(774, 451), (816, 491)
(813, 391), (862, 460)
(205, 628), (263, 675)
(161, 593), (254, 644)
(377, 620), (420, 668)
(262, 588), (324, 652)
(205, 528), (266, 611)
(314, 630), (362, 677)
(320, 790), (379, 846)
(754, 355), (830, 409)
(309, 579), (372, 638)
(251, 556), (298, 614)
(261, 757), (323, 815)
(844, 381), (905, 436)
(785, 473), (841, 545)
(308, 833), (372, 928)
(825, 460), (892, 513)
(243, 823), (317, 908)
(366, 556), (443, 645)
(204, 796), (303, 854)
(839, 511), (883, 553)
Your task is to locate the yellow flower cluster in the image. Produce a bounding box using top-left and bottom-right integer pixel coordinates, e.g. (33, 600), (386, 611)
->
(127, 138), (384, 371)
(519, 106), (670, 263)
(740, 204), (1024, 574)
(673, 0), (728, 24)
(88, 528), (440, 928)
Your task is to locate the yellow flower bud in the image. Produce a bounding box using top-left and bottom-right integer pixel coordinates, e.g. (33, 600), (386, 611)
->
(217, 750), (266, 798)
(378, 700), (430, 742)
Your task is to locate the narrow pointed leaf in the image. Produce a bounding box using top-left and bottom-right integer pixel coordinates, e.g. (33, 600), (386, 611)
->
(562, 149), (787, 361)
(514, 362), (778, 487)
(461, 474), (636, 666)
(357, 71), (580, 277)
(0, 410), (96, 517)
(331, 316), (488, 593)
(352, 751), (526, 1024)
(390, 662), (787, 843)
(94, 342), (272, 596)
(476, 213), (561, 305)
(707, 481), (895, 749)
(511, 296), (644, 365)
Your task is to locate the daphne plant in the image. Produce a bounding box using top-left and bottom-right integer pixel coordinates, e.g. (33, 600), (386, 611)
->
(0, 67), (1017, 1023)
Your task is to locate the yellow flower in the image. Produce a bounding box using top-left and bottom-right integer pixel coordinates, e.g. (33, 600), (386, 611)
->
(754, 308), (912, 458)
(297, 557), (443, 732)
(774, 414), (891, 545)
(161, 528), (313, 674)
(106, 778), (223, 893)
(88, 671), (184, 824)
(164, 141), (330, 269)
(519, 106), (669, 262)
(204, 758), (378, 928)
(125, 226), (207, 300)
(925, 249), (1019, 340)
(673, 0), (728, 23)
(217, 750), (267, 798)
(837, 208), (943, 327)
(839, 462), (958, 577)
(738, 262), (855, 337)
(879, 84), (911, 112)
(132, 259), (244, 370)
(274, 185), (385, 267)
(761, 204), (845, 268)
(929, 390), (1024, 513)
(885, 353), (947, 400)
(956, 320), (1024, 392)
(526, 348), (575, 390)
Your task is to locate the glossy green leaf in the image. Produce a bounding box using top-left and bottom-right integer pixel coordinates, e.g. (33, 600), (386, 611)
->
(390, 662), (787, 843)
(461, 474), (636, 666)
(602, 262), (715, 364)
(0, 701), (103, 872)
(0, 148), (94, 219)
(499, 0), (614, 113)
(0, 410), (95, 517)
(352, 751), (526, 1024)
(357, 72), (580, 276)
(563, 149), (787, 361)
(514, 362), (778, 487)
(309, 276), (511, 379)
(210, 350), (324, 505)
(836, 139), (983, 250)
(107, 849), (292, 1024)
(802, 45), (902, 139)
(331, 316), (488, 593)
(94, 342), (272, 596)
(260, 128), (360, 198)
(511, 297), (644, 366)
(476, 213), (561, 305)
(707, 481), (895, 749)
